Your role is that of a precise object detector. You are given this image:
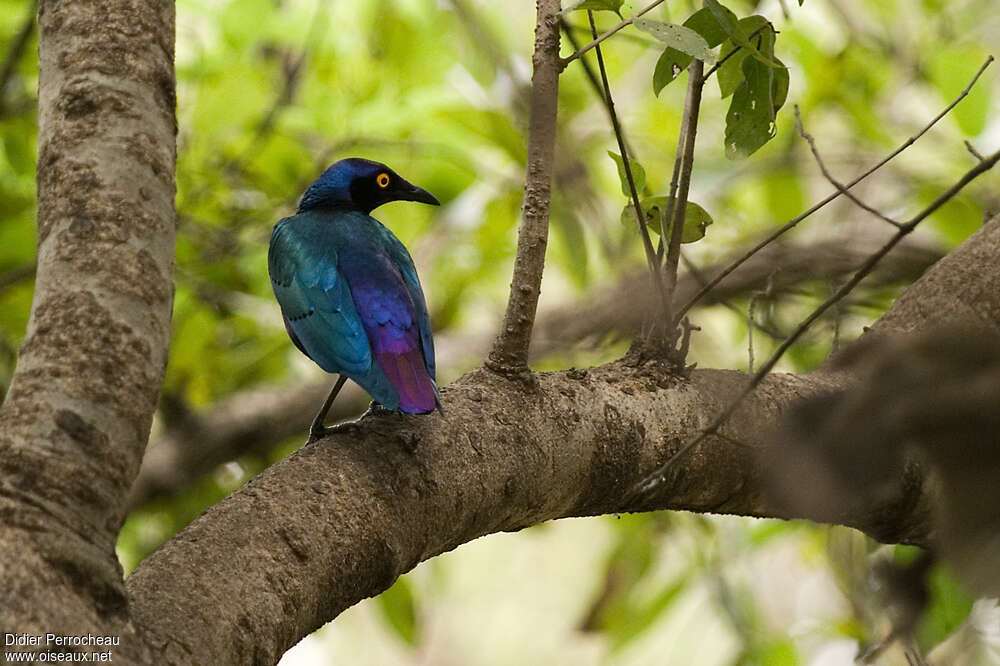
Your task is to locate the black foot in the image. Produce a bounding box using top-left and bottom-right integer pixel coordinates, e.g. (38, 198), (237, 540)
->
(367, 400), (390, 414)
(307, 419), (361, 443)
(307, 423), (330, 443)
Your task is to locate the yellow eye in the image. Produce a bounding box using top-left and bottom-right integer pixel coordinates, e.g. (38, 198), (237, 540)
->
(376, 173), (390, 188)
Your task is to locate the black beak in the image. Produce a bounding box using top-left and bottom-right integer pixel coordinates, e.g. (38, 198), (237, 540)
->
(397, 179), (440, 206)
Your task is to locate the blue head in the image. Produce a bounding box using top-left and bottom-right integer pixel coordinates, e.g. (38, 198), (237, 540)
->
(298, 158), (440, 214)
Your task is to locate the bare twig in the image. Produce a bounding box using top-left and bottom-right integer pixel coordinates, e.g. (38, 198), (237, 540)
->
(674, 55), (994, 323)
(587, 11), (671, 325)
(747, 272), (775, 373)
(0, 0), (37, 116)
(663, 59), (705, 335)
(637, 146), (1000, 493)
(965, 140), (985, 162)
(487, 0), (562, 373)
(560, 0), (668, 67)
(701, 24), (768, 84)
(795, 107), (904, 229)
(0, 262), (36, 293)
(559, 18), (636, 160)
(680, 250), (784, 340)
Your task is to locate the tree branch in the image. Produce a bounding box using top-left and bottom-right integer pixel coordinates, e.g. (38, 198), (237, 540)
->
(487, 0), (562, 374)
(795, 107), (904, 229)
(129, 232), (945, 509)
(663, 59), (704, 334)
(0, 0), (176, 645)
(125, 213), (1000, 666)
(127, 360), (930, 666)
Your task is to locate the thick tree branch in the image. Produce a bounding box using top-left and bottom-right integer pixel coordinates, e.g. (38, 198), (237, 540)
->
(128, 232), (944, 508)
(128, 363), (915, 666)
(125, 215), (1000, 665)
(487, 0), (561, 374)
(0, 0), (176, 643)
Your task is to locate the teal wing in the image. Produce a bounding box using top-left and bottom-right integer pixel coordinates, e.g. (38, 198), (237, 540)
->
(268, 217), (373, 377)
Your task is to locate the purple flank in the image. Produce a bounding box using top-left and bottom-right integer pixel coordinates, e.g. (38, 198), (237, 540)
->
(371, 325), (437, 413)
(283, 314), (309, 358)
(346, 262), (437, 414)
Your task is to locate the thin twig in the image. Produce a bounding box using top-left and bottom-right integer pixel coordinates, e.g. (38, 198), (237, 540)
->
(674, 55), (994, 323)
(560, 0), (668, 67)
(636, 146), (1000, 494)
(0, 262), (36, 293)
(587, 11), (671, 324)
(680, 251), (784, 340)
(0, 0), (37, 116)
(701, 24), (769, 84)
(965, 139), (985, 162)
(795, 107), (904, 229)
(663, 59), (704, 335)
(559, 17), (636, 159)
(747, 272), (775, 373)
(487, 0), (562, 372)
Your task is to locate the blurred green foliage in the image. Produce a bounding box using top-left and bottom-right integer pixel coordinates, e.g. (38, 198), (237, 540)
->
(2, 0), (999, 663)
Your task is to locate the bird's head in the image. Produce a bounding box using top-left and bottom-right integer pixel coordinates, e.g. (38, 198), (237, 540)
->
(297, 158), (440, 214)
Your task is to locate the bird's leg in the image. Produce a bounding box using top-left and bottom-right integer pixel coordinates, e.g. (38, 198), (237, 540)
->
(308, 375), (348, 443)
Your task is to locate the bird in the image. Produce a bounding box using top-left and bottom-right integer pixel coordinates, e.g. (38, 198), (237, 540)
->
(268, 157), (442, 442)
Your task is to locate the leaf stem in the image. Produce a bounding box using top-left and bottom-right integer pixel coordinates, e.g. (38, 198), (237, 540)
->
(587, 10), (671, 325)
(560, 0), (668, 67)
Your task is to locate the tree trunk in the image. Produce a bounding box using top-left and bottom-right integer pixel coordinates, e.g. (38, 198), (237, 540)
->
(0, 0), (175, 658)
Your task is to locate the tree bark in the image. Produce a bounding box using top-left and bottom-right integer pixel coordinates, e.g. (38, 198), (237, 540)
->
(487, 0), (562, 373)
(0, 0), (175, 654)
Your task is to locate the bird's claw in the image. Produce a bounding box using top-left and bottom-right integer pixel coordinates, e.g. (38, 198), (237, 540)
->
(307, 420), (361, 443)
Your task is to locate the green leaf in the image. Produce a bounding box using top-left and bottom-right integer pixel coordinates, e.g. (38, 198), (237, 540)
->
(724, 32), (780, 159)
(772, 56), (790, 110)
(620, 196), (713, 243)
(917, 566), (975, 652)
(653, 48), (694, 95)
(561, 0), (623, 13)
(633, 18), (715, 64)
(377, 576), (419, 645)
(717, 41), (748, 98)
(607, 579), (687, 649)
(683, 6), (730, 47)
(704, 2), (780, 68)
(608, 151), (646, 197)
(652, 8), (730, 94)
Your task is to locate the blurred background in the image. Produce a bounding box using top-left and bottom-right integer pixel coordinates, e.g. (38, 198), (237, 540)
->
(1, 0), (999, 663)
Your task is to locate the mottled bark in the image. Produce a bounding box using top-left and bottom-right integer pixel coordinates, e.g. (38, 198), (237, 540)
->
(0, 0), (175, 653)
